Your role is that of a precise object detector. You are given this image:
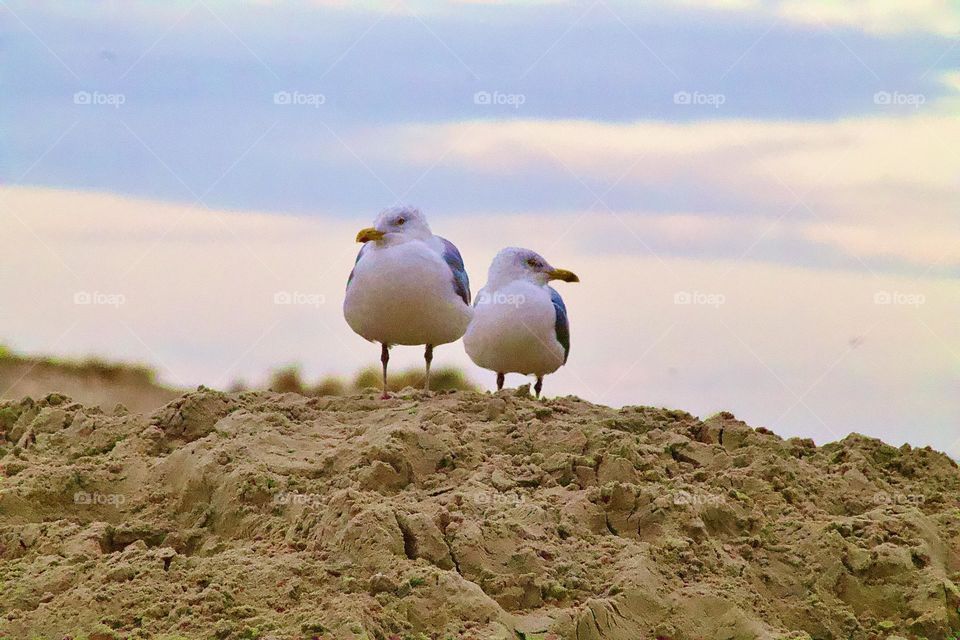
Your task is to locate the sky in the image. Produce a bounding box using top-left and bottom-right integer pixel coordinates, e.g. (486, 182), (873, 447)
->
(1, 0), (958, 455)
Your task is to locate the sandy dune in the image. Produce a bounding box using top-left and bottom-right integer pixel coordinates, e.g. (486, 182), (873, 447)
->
(1, 388), (958, 639)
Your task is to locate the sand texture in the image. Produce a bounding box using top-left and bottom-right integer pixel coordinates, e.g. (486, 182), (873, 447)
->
(1, 388), (959, 639)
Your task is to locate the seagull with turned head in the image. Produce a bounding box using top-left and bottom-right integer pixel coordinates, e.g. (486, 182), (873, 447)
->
(464, 247), (579, 398)
(344, 206), (472, 398)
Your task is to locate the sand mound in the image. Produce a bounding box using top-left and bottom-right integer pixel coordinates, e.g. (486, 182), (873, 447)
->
(1, 388), (959, 639)
(0, 355), (178, 415)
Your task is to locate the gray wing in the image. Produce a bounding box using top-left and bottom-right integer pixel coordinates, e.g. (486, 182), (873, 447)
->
(346, 243), (370, 289)
(549, 286), (570, 363)
(438, 236), (470, 305)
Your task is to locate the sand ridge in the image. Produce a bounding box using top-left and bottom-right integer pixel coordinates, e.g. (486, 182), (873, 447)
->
(1, 387), (959, 639)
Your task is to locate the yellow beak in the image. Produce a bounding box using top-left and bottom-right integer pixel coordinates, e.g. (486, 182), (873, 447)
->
(548, 268), (580, 283)
(356, 227), (386, 243)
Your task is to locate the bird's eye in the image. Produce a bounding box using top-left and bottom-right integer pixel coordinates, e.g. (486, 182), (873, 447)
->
(526, 258), (540, 268)
(396, 217), (405, 226)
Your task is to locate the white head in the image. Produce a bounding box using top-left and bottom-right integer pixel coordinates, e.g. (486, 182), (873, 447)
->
(356, 206), (432, 245)
(486, 247), (579, 289)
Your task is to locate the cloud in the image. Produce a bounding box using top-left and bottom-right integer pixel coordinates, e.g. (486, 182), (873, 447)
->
(942, 71), (960, 92)
(224, 0), (960, 34)
(801, 222), (960, 269)
(647, 0), (960, 36)
(371, 115), (959, 191)
(353, 114), (960, 271)
(246, 0), (960, 35)
(4, 0), (957, 222)
(776, 0), (960, 37)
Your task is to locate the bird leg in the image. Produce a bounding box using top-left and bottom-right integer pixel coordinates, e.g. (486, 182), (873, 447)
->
(380, 343), (390, 399)
(496, 372), (505, 391)
(424, 344), (433, 392)
(534, 376), (543, 399)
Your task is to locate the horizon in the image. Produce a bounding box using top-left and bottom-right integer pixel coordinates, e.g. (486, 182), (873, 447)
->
(1, 0), (958, 457)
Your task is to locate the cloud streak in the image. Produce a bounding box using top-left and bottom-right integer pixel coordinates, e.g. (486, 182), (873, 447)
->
(213, 0), (960, 36)
(353, 114), (960, 272)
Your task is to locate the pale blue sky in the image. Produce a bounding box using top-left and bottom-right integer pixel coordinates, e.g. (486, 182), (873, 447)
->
(3, 0), (957, 220)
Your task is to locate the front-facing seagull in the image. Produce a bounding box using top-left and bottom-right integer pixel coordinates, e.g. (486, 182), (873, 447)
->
(344, 206), (472, 398)
(464, 247), (579, 398)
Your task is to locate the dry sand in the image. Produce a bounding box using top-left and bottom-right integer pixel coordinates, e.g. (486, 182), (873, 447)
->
(0, 358), (178, 416)
(1, 387), (958, 640)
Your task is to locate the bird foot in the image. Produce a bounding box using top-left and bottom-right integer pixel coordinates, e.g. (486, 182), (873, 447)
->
(380, 392), (391, 400)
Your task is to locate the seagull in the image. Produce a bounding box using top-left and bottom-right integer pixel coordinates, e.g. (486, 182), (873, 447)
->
(344, 206), (472, 398)
(464, 247), (578, 398)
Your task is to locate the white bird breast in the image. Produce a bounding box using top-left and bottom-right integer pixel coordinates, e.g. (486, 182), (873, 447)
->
(464, 280), (566, 376)
(344, 240), (472, 346)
